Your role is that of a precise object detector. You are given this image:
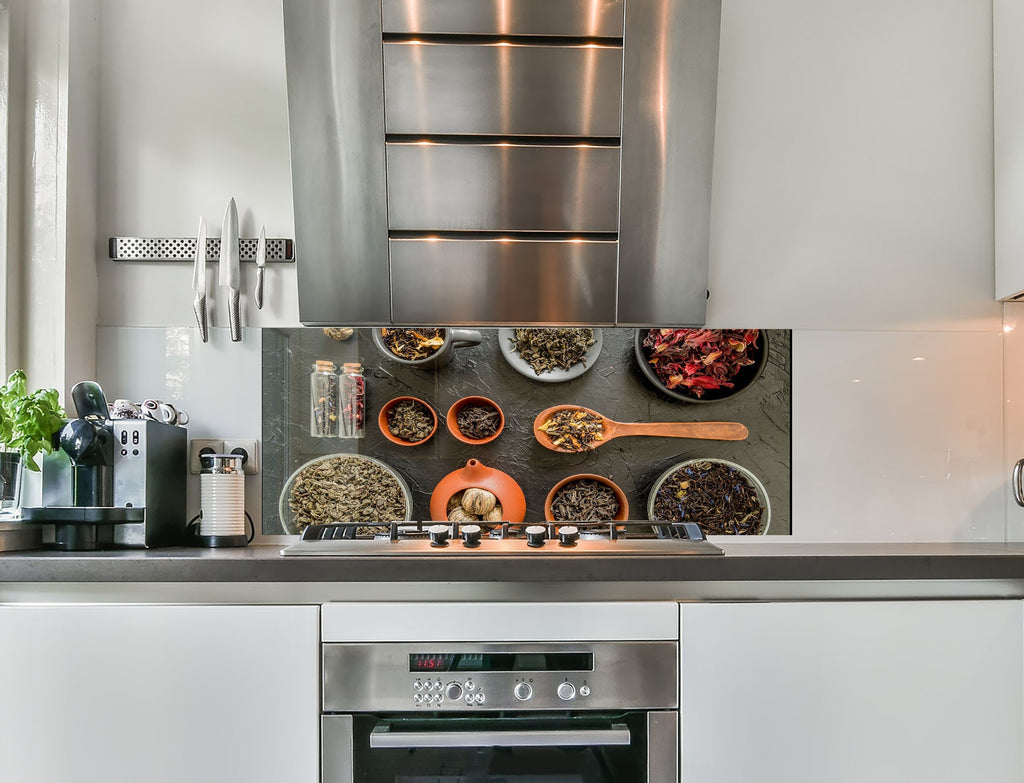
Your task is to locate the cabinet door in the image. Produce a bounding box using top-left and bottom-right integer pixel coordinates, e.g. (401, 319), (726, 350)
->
(680, 601), (1023, 783)
(0, 605), (319, 783)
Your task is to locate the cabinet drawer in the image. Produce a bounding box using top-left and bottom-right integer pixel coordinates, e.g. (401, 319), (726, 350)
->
(390, 238), (618, 324)
(382, 0), (625, 37)
(386, 143), (621, 232)
(384, 42), (623, 137)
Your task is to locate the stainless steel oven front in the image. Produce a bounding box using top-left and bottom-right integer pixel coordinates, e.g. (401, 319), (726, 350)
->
(321, 641), (678, 783)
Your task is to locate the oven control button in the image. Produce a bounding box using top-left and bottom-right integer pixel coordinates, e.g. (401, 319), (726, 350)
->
(525, 525), (547, 547)
(474, 692), (486, 705)
(513, 682), (533, 701)
(465, 680), (475, 691)
(465, 694), (473, 705)
(461, 524), (482, 548)
(557, 682), (576, 701)
(413, 694), (422, 705)
(434, 693), (443, 704)
(428, 524), (450, 547)
(557, 525), (579, 547)
(413, 680), (423, 691)
(579, 685), (591, 697)
(446, 682), (464, 701)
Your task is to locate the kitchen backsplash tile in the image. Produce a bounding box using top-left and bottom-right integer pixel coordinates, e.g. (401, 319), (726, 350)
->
(93, 325), (1009, 543)
(792, 329), (1004, 541)
(96, 326), (264, 528)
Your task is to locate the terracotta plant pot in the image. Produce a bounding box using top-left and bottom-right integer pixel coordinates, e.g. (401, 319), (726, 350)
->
(544, 473), (629, 523)
(446, 395), (505, 445)
(378, 396), (438, 446)
(429, 459), (527, 524)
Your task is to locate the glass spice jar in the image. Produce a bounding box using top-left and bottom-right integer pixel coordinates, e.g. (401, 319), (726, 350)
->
(339, 361), (365, 439)
(310, 360), (340, 437)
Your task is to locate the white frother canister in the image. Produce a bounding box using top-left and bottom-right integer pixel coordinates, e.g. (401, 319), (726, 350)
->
(198, 453), (248, 546)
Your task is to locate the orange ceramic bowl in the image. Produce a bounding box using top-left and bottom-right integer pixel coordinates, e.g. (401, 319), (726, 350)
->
(378, 396), (437, 447)
(544, 473), (629, 522)
(446, 395), (505, 445)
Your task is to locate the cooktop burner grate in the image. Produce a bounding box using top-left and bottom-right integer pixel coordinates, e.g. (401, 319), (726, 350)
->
(280, 520), (724, 557)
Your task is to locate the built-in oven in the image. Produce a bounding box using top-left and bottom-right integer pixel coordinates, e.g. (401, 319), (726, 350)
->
(321, 641), (678, 783)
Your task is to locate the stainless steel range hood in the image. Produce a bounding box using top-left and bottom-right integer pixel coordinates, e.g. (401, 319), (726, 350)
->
(283, 0), (721, 326)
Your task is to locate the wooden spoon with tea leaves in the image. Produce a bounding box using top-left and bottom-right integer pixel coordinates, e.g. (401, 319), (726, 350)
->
(533, 405), (748, 453)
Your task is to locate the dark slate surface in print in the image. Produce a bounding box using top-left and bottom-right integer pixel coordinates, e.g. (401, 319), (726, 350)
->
(262, 328), (792, 535)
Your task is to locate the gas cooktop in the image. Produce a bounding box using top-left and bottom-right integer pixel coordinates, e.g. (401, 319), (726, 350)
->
(279, 520), (723, 557)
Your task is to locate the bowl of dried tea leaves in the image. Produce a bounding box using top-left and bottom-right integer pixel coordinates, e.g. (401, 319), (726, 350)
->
(278, 453), (412, 534)
(499, 328), (602, 382)
(634, 328), (767, 403)
(647, 457), (770, 536)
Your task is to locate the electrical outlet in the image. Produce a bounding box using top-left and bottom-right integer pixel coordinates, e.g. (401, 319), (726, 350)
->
(223, 438), (260, 475)
(189, 439), (224, 474)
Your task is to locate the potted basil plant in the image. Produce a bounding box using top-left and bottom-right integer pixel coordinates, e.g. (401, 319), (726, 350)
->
(0, 370), (65, 515)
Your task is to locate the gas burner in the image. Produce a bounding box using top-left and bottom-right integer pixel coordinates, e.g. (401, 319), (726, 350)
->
(281, 519), (722, 557)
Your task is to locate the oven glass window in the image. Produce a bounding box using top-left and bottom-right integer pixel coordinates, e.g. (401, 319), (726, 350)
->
(346, 713), (648, 783)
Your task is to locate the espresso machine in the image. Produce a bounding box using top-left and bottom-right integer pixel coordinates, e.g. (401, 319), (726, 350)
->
(22, 381), (187, 550)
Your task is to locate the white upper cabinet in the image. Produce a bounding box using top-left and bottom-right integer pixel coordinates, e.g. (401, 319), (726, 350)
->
(995, 0), (1024, 300)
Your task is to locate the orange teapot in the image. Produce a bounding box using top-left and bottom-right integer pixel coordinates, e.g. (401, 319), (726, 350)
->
(429, 459), (526, 524)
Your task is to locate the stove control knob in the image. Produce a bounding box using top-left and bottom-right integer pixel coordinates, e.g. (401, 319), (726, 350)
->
(461, 524), (482, 548)
(557, 525), (579, 547)
(525, 525), (547, 548)
(445, 682), (464, 701)
(428, 524), (450, 547)
(514, 682), (533, 701)
(557, 682), (576, 701)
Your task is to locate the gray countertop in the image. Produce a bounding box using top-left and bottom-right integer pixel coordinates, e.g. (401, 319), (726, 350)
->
(2, 542), (1023, 586)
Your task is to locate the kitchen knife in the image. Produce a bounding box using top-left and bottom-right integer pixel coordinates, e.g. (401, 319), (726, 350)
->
(192, 217), (209, 342)
(254, 224), (266, 310)
(219, 197), (241, 342)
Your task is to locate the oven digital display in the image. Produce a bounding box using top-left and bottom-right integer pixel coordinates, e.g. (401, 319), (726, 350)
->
(409, 652), (594, 673)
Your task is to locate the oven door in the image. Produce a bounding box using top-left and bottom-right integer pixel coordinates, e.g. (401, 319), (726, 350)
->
(323, 711), (677, 783)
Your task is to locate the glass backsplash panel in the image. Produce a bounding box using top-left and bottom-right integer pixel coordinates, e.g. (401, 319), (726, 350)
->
(262, 328), (791, 534)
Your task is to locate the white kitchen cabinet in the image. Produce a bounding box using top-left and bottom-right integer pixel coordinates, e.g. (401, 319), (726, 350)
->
(0, 604), (319, 783)
(679, 601), (1023, 783)
(996, 0), (1024, 300)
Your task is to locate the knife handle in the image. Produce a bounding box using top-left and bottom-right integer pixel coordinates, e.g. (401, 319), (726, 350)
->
(255, 267), (265, 310)
(228, 289), (241, 342)
(193, 295), (209, 343)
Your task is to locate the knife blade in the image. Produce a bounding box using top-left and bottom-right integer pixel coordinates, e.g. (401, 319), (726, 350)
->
(219, 197), (241, 342)
(192, 217), (209, 342)
(254, 224), (266, 310)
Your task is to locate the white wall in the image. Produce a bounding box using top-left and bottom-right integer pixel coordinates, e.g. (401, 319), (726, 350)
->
(89, 0), (1005, 542)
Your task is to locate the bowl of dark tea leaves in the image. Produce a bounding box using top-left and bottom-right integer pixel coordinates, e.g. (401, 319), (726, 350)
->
(379, 396), (438, 446)
(447, 396), (505, 445)
(499, 328), (602, 383)
(544, 474), (629, 522)
(634, 328), (768, 403)
(647, 458), (770, 535)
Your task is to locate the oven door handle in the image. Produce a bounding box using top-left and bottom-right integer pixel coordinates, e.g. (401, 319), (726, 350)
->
(369, 723), (631, 749)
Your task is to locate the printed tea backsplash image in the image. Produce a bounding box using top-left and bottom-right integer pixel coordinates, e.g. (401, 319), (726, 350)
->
(261, 328), (792, 535)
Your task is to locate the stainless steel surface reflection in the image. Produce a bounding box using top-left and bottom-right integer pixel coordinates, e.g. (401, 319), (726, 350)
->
(389, 238), (618, 324)
(384, 42), (623, 137)
(283, 0), (391, 325)
(617, 0), (722, 325)
(386, 143), (621, 232)
(381, 0), (626, 37)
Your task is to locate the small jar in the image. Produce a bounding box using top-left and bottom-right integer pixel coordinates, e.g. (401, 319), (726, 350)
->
(339, 362), (365, 439)
(310, 360), (339, 437)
